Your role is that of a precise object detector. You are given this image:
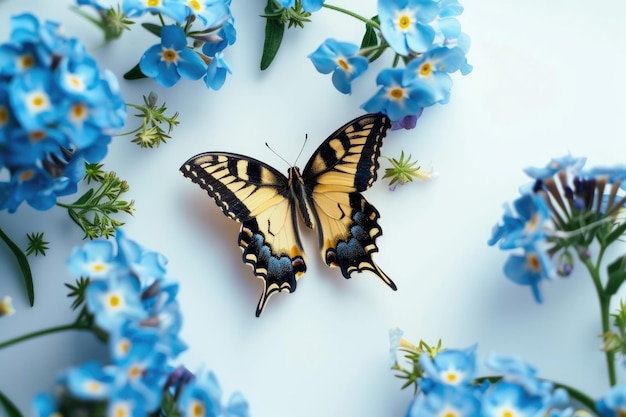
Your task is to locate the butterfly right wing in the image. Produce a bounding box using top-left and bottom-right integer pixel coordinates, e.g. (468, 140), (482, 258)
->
(180, 152), (307, 316)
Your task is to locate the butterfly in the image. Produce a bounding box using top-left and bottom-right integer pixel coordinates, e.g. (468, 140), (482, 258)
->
(180, 113), (396, 316)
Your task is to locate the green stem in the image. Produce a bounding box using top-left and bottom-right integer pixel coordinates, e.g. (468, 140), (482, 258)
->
(0, 321), (91, 350)
(0, 227), (34, 306)
(322, 3), (380, 29)
(583, 252), (617, 386)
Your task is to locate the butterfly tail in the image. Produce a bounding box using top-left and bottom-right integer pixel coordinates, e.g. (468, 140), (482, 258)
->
(239, 220), (307, 317)
(324, 193), (397, 291)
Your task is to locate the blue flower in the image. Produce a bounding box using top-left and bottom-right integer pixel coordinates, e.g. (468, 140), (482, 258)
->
(486, 354), (563, 400)
(107, 384), (149, 417)
(67, 239), (122, 279)
(420, 345), (477, 386)
(139, 25), (207, 87)
(32, 393), (58, 417)
(204, 52), (231, 90)
(123, 0), (190, 22)
(179, 371), (249, 417)
(488, 193), (552, 250)
(185, 0), (230, 27)
(8, 68), (58, 131)
(523, 155), (586, 181)
(362, 68), (425, 121)
(406, 384), (481, 417)
(403, 46), (468, 106)
(86, 275), (148, 331)
(388, 327), (404, 367)
(277, 0), (325, 12)
(503, 244), (555, 303)
(309, 39), (368, 95)
(200, 18), (237, 56)
(481, 381), (547, 417)
(65, 360), (119, 400)
(378, 0), (439, 56)
(597, 384), (626, 417)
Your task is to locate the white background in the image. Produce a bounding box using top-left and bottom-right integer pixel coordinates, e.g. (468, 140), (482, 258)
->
(1, 0), (626, 416)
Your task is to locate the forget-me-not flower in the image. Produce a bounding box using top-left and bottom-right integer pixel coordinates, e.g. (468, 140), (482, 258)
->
(309, 39), (368, 95)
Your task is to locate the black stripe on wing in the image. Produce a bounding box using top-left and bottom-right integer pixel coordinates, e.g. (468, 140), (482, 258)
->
(302, 113), (391, 192)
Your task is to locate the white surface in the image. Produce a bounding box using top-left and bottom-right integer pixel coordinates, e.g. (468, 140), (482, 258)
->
(1, 0), (626, 416)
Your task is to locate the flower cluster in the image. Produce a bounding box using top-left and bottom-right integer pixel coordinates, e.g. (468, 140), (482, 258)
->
(488, 155), (626, 390)
(75, 0), (236, 90)
(31, 231), (248, 417)
(488, 155), (626, 303)
(0, 13), (126, 212)
(389, 330), (571, 417)
(305, 0), (471, 127)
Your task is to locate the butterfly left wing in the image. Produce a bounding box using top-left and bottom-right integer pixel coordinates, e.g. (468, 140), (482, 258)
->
(180, 152), (306, 316)
(301, 113), (397, 290)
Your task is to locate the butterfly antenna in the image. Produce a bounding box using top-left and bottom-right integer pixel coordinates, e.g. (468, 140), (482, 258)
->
(265, 142), (292, 168)
(293, 133), (308, 167)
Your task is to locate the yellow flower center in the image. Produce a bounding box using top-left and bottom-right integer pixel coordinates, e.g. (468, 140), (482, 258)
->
(27, 91), (50, 114)
(29, 131), (47, 143)
(86, 380), (103, 394)
(108, 293), (121, 308)
(0, 106), (8, 126)
(389, 87), (405, 100)
(118, 339), (131, 355)
(70, 103), (88, 122)
(128, 365), (143, 380)
(161, 48), (179, 64)
(524, 213), (540, 233)
(112, 404), (129, 417)
(398, 14), (412, 30)
(147, 0), (161, 6)
(501, 410), (514, 417)
(420, 62), (432, 76)
(337, 58), (350, 71)
(18, 53), (34, 70)
(526, 253), (541, 272)
(189, 0), (202, 11)
(19, 170), (35, 182)
(190, 400), (205, 417)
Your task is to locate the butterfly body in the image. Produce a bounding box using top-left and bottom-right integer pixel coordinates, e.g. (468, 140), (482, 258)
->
(181, 113), (396, 316)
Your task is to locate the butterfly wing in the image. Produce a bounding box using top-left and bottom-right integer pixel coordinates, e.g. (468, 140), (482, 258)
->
(301, 113), (397, 290)
(180, 152), (306, 316)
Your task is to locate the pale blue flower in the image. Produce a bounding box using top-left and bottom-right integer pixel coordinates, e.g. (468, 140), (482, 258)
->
(406, 384), (481, 417)
(67, 239), (121, 279)
(482, 381), (546, 417)
(524, 155), (586, 180)
(420, 345), (477, 386)
(8, 68), (58, 131)
(503, 243), (555, 303)
(107, 384), (149, 417)
(362, 68), (425, 121)
(85, 275), (148, 331)
(179, 371), (249, 417)
(139, 25), (206, 87)
(123, 0), (190, 22)
(389, 327), (404, 367)
(403, 46), (467, 106)
(597, 384), (626, 417)
(378, 0), (439, 56)
(65, 360), (119, 400)
(32, 393), (58, 417)
(204, 52), (231, 90)
(185, 0), (230, 27)
(309, 39), (368, 94)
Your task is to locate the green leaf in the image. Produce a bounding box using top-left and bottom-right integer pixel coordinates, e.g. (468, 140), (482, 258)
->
(260, 0), (285, 70)
(0, 228), (34, 306)
(605, 220), (626, 246)
(73, 188), (95, 206)
(0, 391), (24, 417)
(123, 63), (147, 80)
(360, 19), (378, 49)
(606, 256), (626, 297)
(141, 22), (162, 37)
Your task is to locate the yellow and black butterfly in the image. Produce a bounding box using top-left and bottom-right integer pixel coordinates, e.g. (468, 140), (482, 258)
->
(180, 113), (396, 316)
